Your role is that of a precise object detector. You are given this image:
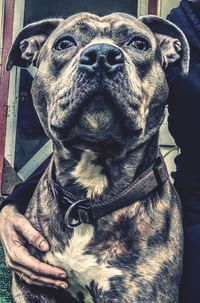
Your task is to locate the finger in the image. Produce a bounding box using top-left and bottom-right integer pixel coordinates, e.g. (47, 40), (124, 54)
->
(15, 218), (49, 252)
(3, 237), (67, 279)
(12, 248), (67, 279)
(23, 276), (59, 289)
(13, 266), (68, 289)
(15, 271), (60, 289)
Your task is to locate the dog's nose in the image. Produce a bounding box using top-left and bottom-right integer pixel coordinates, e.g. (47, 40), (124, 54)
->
(79, 43), (124, 74)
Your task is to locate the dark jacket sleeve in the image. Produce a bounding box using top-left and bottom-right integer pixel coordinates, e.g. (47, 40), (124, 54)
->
(0, 155), (52, 214)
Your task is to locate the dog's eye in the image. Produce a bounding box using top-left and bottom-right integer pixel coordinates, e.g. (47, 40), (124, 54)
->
(54, 37), (76, 51)
(128, 37), (149, 51)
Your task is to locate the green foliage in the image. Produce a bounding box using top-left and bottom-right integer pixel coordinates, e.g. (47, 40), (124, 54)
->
(0, 244), (13, 303)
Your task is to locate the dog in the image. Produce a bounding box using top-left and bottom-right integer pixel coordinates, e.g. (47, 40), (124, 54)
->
(7, 12), (189, 303)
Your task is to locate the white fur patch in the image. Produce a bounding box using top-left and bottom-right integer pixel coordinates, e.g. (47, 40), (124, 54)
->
(45, 224), (122, 300)
(85, 114), (99, 129)
(71, 150), (108, 198)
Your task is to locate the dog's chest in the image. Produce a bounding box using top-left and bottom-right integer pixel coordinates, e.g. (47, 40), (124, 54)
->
(44, 224), (122, 301)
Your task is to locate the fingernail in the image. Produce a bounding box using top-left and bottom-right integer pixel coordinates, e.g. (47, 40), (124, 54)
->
(39, 241), (49, 251)
(60, 283), (68, 289)
(59, 273), (67, 279)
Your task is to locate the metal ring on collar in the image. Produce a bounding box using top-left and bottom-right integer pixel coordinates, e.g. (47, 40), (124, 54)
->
(20, 273), (25, 281)
(64, 198), (91, 228)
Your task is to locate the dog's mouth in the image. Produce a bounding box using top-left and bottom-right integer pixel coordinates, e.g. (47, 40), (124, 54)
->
(62, 94), (125, 152)
(50, 93), (142, 153)
(76, 94), (117, 131)
(62, 137), (123, 154)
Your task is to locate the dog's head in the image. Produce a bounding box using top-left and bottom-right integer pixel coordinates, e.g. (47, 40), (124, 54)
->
(7, 13), (189, 154)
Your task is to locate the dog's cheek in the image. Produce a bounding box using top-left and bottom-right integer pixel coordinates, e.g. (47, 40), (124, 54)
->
(121, 61), (148, 130)
(30, 76), (55, 140)
(116, 56), (143, 109)
(139, 63), (168, 131)
(41, 59), (78, 128)
(50, 47), (78, 77)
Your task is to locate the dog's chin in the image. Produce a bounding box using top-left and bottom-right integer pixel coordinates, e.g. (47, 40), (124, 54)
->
(51, 94), (142, 154)
(62, 137), (124, 155)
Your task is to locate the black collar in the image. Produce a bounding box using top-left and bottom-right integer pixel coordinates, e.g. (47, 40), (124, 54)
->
(47, 154), (169, 228)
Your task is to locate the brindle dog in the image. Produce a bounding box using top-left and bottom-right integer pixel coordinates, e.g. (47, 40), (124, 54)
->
(7, 13), (189, 303)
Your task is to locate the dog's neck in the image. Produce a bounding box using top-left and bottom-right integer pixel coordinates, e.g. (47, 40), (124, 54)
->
(52, 136), (159, 200)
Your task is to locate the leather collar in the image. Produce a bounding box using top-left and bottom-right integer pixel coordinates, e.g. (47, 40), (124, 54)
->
(47, 153), (169, 228)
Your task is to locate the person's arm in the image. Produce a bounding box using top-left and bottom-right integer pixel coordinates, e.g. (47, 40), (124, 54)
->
(0, 155), (68, 289)
(0, 155), (52, 214)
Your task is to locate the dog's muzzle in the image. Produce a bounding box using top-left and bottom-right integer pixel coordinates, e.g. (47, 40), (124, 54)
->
(79, 43), (124, 75)
(49, 43), (136, 148)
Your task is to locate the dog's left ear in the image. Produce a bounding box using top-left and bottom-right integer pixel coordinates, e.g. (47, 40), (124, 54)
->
(6, 18), (64, 71)
(140, 15), (190, 76)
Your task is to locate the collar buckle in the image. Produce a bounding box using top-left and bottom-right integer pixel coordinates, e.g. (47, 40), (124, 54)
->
(64, 198), (92, 228)
(153, 156), (166, 186)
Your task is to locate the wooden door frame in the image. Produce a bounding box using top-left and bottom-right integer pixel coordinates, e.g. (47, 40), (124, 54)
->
(0, 0), (15, 194)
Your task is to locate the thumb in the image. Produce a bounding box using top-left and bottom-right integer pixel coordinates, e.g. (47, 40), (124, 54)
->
(15, 216), (49, 252)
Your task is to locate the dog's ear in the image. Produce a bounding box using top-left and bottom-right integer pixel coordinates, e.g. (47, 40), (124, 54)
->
(6, 18), (64, 71)
(139, 15), (190, 76)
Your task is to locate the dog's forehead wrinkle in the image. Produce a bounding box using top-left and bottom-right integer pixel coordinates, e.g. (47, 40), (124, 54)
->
(111, 20), (149, 34)
(59, 13), (103, 32)
(82, 38), (118, 49)
(51, 13), (155, 42)
(62, 12), (101, 25)
(102, 13), (153, 32)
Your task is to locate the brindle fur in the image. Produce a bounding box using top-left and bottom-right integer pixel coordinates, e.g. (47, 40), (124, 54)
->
(7, 13), (189, 303)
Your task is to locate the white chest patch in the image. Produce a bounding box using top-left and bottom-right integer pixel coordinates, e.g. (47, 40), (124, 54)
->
(44, 224), (122, 301)
(71, 150), (108, 199)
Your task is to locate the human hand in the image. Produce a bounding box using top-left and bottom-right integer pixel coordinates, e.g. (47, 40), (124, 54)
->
(0, 204), (68, 289)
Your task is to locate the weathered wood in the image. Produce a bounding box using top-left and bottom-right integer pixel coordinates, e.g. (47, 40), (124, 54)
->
(158, 0), (180, 18)
(0, 1), (5, 72)
(0, 0), (15, 194)
(2, 158), (22, 196)
(137, 0), (149, 16)
(18, 140), (53, 181)
(148, 0), (158, 14)
(5, 0), (25, 167)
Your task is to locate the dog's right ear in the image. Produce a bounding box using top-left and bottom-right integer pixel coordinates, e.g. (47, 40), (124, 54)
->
(139, 15), (190, 76)
(6, 18), (64, 71)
